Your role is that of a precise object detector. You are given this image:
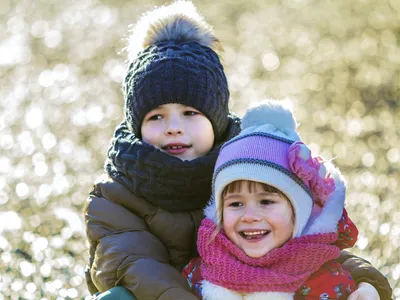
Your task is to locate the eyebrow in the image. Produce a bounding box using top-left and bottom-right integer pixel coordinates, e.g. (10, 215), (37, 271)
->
(223, 192), (279, 200)
(223, 194), (241, 201)
(149, 107), (164, 112)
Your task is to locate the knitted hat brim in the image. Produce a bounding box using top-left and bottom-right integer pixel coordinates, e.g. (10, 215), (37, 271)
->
(213, 162), (313, 238)
(127, 61), (229, 140)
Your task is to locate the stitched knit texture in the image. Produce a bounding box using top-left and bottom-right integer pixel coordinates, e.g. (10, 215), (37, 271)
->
(198, 218), (340, 293)
(105, 116), (240, 212)
(123, 41), (230, 141)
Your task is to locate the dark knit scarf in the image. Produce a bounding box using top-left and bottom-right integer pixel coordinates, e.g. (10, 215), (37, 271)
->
(105, 114), (241, 212)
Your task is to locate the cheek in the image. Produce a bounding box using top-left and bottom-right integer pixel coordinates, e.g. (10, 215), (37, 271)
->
(284, 206), (295, 230)
(274, 208), (294, 235)
(269, 208), (292, 227)
(194, 118), (214, 144)
(204, 127), (215, 146)
(141, 124), (159, 144)
(222, 211), (236, 234)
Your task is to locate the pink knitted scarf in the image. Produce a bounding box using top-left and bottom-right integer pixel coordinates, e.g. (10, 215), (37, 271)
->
(198, 218), (340, 293)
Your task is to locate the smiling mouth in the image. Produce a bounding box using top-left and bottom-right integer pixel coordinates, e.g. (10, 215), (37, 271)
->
(162, 144), (191, 155)
(240, 230), (270, 240)
(163, 145), (190, 150)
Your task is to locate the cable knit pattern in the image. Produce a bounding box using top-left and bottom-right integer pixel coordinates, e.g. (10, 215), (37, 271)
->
(105, 117), (241, 212)
(197, 218), (340, 293)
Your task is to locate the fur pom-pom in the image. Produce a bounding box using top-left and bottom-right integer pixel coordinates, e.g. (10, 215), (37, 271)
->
(203, 197), (219, 225)
(302, 160), (346, 236)
(201, 281), (242, 300)
(127, 0), (221, 60)
(201, 281), (295, 300)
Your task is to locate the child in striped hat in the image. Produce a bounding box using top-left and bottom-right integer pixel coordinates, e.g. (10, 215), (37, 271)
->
(183, 100), (381, 300)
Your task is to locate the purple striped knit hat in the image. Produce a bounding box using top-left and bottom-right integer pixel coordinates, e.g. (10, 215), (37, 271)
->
(208, 100), (345, 238)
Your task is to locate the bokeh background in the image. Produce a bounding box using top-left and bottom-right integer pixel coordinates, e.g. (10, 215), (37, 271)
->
(1, 0), (399, 298)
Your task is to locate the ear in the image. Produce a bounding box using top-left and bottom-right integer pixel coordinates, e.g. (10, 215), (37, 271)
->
(302, 161), (346, 236)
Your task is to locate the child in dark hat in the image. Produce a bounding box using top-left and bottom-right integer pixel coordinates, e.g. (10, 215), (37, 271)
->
(84, 1), (392, 300)
(85, 2), (240, 299)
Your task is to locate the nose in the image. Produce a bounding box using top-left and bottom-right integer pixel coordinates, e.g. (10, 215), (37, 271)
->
(241, 206), (262, 223)
(165, 115), (183, 136)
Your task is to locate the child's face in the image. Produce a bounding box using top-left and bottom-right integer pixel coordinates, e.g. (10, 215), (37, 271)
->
(141, 103), (215, 161)
(222, 181), (294, 258)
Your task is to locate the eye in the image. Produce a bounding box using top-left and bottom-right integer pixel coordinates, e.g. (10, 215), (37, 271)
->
(228, 201), (243, 208)
(183, 110), (200, 116)
(147, 114), (163, 121)
(260, 199), (274, 205)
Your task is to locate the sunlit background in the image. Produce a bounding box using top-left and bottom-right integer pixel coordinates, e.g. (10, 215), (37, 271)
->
(1, 0), (399, 298)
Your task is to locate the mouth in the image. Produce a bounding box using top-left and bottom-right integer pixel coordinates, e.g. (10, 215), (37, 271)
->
(239, 230), (270, 240)
(162, 143), (191, 155)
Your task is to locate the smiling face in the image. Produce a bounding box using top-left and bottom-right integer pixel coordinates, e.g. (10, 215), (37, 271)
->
(141, 103), (215, 161)
(222, 181), (294, 258)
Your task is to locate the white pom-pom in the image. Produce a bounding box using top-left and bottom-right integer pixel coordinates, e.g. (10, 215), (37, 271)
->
(242, 99), (297, 131)
(127, 1), (221, 60)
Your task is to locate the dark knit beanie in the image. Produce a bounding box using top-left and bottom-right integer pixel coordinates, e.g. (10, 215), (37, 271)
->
(122, 1), (230, 141)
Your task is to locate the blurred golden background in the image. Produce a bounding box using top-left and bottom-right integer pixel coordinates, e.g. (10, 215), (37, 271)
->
(1, 0), (399, 298)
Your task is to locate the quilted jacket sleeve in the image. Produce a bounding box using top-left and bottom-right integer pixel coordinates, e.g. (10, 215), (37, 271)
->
(85, 186), (198, 299)
(338, 249), (392, 300)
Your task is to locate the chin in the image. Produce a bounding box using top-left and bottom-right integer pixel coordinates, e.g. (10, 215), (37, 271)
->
(179, 155), (193, 161)
(245, 249), (270, 258)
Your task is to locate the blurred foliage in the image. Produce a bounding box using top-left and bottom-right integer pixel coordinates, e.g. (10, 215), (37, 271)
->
(1, 0), (399, 298)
